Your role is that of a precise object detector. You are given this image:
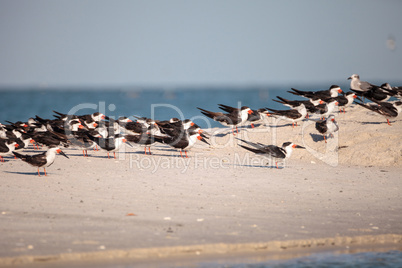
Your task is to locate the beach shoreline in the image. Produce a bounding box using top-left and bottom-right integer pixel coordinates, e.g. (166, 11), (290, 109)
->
(1, 234), (401, 267)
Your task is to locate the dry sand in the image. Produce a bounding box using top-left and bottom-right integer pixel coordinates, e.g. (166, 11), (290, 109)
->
(0, 104), (401, 267)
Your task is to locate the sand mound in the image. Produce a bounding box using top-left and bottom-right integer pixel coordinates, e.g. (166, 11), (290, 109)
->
(204, 105), (402, 167)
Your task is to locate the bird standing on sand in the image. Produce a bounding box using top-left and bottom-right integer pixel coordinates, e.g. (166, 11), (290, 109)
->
(335, 92), (358, 113)
(289, 85), (343, 99)
(86, 134), (132, 159)
(246, 109), (270, 128)
(315, 98), (338, 119)
(13, 147), (69, 176)
(273, 96), (322, 117)
(123, 119), (162, 155)
(0, 140), (19, 162)
(197, 105), (253, 135)
(236, 138), (304, 168)
(347, 74), (392, 102)
(266, 103), (307, 127)
(315, 115), (339, 143)
(153, 130), (209, 158)
(380, 83), (402, 100)
(355, 100), (402, 126)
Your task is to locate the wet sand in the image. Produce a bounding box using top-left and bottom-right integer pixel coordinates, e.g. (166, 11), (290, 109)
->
(0, 105), (401, 266)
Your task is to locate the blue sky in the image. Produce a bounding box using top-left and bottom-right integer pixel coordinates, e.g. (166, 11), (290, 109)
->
(0, 0), (401, 88)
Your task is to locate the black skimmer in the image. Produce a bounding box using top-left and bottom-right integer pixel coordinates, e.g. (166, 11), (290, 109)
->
(350, 87), (391, 103)
(217, 104), (255, 130)
(153, 130), (209, 158)
(247, 109), (270, 128)
(125, 133), (156, 155)
(10, 133), (34, 151)
(159, 119), (204, 138)
(0, 139), (19, 162)
(34, 115), (83, 134)
(158, 118), (192, 130)
(123, 119), (163, 155)
(197, 105), (253, 135)
(53, 111), (108, 124)
(315, 115), (339, 143)
(266, 103), (307, 127)
(86, 134), (131, 159)
(26, 118), (47, 133)
(315, 98), (338, 119)
(2, 126), (23, 139)
(273, 96), (322, 118)
(355, 100), (402, 126)
(25, 126), (72, 148)
(69, 130), (99, 157)
(236, 138), (304, 169)
(53, 111), (106, 133)
(0, 123), (7, 139)
(5, 121), (29, 133)
(119, 119), (147, 136)
(108, 117), (134, 135)
(335, 92), (358, 113)
(101, 118), (122, 137)
(380, 83), (402, 100)
(289, 85), (342, 99)
(13, 147), (69, 176)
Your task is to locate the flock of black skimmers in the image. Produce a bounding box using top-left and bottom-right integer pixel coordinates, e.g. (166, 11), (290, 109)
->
(1, 74), (401, 175)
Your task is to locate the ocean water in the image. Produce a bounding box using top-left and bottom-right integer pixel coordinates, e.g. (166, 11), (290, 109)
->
(197, 250), (402, 268)
(0, 85), (346, 128)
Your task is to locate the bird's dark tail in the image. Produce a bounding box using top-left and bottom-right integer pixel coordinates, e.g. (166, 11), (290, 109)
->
(217, 104), (235, 113)
(354, 101), (376, 112)
(53, 110), (67, 117)
(276, 96), (291, 103)
(197, 107), (216, 119)
(151, 135), (168, 144)
(238, 144), (262, 154)
(13, 151), (27, 161)
(290, 88), (307, 96)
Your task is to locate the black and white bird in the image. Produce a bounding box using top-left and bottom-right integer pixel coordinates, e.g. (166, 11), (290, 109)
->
(69, 130), (99, 157)
(124, 119), (163, 155)
(53, 111), (108, 125)
(315, 115), (339, 143)
(153, 130), (209, 158)
(347, 74), (392, 102)
(236, 138), (304, 168)
(266, 103), (307, 127)
(197, 105), (253, 135)
(273, 96), (322, 116)
(315, 98), (338, 119)
(86, 134), (132, 159)
(289, 85), (343, 100)
(13, 147), (69, 176)
(355, 100), (402, 126)
(246, 108), (270, 128)
(335, 92), (358, 113)
(380, 83), (402, 100)
(0, 139), (19, 162)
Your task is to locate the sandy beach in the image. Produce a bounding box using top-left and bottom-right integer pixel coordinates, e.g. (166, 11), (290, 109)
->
(1, 104), (402, 267)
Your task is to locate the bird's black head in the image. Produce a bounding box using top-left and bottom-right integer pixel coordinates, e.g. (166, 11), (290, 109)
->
(282, 142), (292, 148)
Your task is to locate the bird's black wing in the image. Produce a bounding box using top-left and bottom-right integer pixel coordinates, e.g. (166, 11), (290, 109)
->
(263, 145), (287, 159)
(218, 104), (239, 113)
(315, 120), (328, 134)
